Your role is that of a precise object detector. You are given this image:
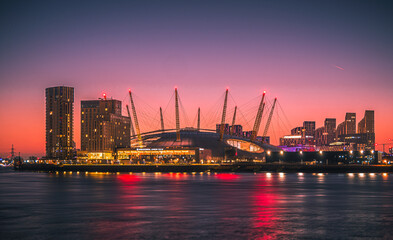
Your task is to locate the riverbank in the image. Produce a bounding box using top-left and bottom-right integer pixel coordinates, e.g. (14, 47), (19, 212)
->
(15, 163), (393, 173)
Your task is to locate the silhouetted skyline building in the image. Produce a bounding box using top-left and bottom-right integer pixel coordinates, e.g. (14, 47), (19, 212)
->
(315, 126), (326, 146)
(291, 126), (303, 135)
(358, 110), (374, 134)
(229, 124), (243, 137)
(324, 118), (336, 145)
(336, 133), (375, 151)
(280, 121), (315, 147)
(216, 124), (230, 135)
(336, 112), (356, 139)
(45, 86), (74, 159)
(336, 121), (346, 138)
(303, 121), (315, 137)
(345, 113), (356, 134)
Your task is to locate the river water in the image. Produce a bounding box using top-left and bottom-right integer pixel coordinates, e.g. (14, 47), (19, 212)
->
(1, 169), (392, 239)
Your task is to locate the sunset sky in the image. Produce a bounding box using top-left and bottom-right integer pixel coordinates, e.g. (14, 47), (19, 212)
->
(1, 0), (392, 157)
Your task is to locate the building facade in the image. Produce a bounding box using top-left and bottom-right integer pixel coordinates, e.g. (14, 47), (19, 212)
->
(336, 121), (346, 139)
(216, 124), (230, 135)
(280, 121), (315, 147)
(303, 121), (316, 136)
(358, 110), (374, 134)
(81, 99), (130, 153)
(345, 113), (356, 134)
(315, 126), (326, 146)
(229, 124), (243, 137)
(291, 126), (303, 135)
(336, 133), (375, 151)
(324, 118), (336, 145)
(45, 86), (74, 159)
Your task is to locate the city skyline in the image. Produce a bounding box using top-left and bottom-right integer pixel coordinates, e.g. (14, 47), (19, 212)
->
(2, 85), (385, 158)
(1, 0), (393, 156)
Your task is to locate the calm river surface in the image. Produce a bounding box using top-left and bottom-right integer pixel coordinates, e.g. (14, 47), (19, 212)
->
(1, 169), (392, 239)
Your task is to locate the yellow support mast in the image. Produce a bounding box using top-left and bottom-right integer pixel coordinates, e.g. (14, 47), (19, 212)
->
(197, 107), (200, 131)
(128, 89), (143, 147)
(175, 88), (180, 141)
(219, 88), (229, 141)
(262, 97), (277, 143)
(126, 104), (136, 137)
(160, 107), (165, 133)
(251, 91), (266, 141)
(230, 106), (237, 135)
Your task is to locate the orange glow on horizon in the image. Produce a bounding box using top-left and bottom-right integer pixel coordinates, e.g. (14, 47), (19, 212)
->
(0, 86), (391, 157)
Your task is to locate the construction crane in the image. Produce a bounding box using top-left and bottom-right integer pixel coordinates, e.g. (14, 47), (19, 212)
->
(160, 107), (165, 133)
(262, 97), (277, 142)
(125, 105), (136, 137)
(375, 138), (393, 153)
(197, 107), (200, 131)
(128, 89), (143, 147)
(230, 106), (237, 136)
(251, 91), (266, 141)
(175, 88), (180, 141)
(219, 88), (229, 141)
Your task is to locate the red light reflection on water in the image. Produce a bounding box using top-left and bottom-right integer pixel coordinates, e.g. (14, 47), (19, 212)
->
(214, 173), (240, 181)
(251, 175), (281, 238)
(118, 174), (141, 184)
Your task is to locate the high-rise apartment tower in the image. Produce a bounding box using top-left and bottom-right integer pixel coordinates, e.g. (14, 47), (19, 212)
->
(45, 86), (74, 159)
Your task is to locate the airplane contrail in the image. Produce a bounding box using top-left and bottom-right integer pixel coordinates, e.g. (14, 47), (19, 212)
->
(334, 65), (344, 70)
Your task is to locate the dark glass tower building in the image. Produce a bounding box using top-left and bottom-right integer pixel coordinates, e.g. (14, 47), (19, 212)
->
(45, 86), (74, 159)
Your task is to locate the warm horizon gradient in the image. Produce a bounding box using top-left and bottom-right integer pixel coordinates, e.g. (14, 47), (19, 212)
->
(1, 0), (392, 157)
